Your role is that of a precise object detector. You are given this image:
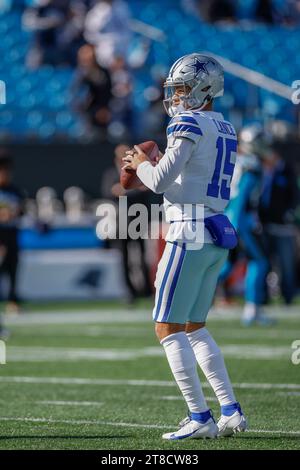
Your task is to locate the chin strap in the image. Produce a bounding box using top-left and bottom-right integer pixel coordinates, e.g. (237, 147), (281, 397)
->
(165, 94), (212, 116)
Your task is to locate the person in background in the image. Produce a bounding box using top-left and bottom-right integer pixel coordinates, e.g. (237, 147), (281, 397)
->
(22, 0), (69, 68)
(284, 0), (300, 25)
(197, 0), (236, 24)
(109, 56), (133, 140)
(101, 144), (153, 303)
(72, 44), (112, 138)
(224, 125), (271, 325)
(0, 150), (24, 315)
(254, 0), (275, 24)
(57, 0), (87, 66)
(83, 0), (132, 69)
(0, 320), (9, 339)
(259, 143), (299, 305)
(142, 75), (168, 141)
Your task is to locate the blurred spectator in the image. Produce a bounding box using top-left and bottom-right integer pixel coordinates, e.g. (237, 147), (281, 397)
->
(22, 0), (69, 68)
(72, 44), (112, 138)
(142, 76), (167, 140)
(101, 144), (152, 302)
(180, 0), (203, 19)
(288, 0), (300, 24)
(191, 0), (300, 26)
(255, 0), (275, 24)
(259, 146), (299, 304)
(0, 150), (24, 314)
(36, 186), (62, 223)
(108, 56), (133, 140)
(63, 186), (85, 223)
(0, 318), (9, 339)
(57, 0), (87, 66)
(84, 0), (132, 68)
(277, 0), (300, 26)
(222, 129), (270, 325)
(198, 0), (236, 24)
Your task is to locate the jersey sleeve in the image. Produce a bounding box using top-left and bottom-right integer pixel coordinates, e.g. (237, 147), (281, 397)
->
(166, 113), (203, 144)
(136, 138), (194, 194)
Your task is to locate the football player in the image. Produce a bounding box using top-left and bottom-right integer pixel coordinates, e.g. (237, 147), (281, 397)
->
(123, 53), (247, 440)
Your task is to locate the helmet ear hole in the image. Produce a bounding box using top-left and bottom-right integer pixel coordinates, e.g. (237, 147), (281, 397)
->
(201, 85), (211, 92)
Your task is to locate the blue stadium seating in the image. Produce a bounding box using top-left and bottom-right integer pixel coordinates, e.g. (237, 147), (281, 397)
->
(0, 1), (299, 139)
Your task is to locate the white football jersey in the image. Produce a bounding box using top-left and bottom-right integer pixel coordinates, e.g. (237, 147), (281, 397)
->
(136, 109), (237, 243)
(163, 110), (237, 217)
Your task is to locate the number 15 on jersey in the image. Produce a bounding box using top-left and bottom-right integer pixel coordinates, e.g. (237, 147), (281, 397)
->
(207, 137), (237, 201)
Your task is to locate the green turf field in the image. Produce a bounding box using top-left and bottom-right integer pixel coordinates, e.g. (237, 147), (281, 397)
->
(0, 304), (300, 450)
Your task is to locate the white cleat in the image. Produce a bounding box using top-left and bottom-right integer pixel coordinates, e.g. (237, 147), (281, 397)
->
(217, 411), (248, 437)
(162, 418), (218, 441)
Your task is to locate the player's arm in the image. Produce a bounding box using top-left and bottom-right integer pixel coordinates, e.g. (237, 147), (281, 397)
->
(137, 113), (202, 193)
(137, 138), (194, 193)
(123, 137), (194, 194)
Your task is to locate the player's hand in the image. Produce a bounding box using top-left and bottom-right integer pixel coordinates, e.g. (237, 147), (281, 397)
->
(122, 145), (150, 171)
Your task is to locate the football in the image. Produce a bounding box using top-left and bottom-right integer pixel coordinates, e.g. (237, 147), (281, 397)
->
(120, 140), (159, 190)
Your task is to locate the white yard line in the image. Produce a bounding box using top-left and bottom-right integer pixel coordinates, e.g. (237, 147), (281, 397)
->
(210, 329), (300, 340)
(4, 311), (151, 325)
(5, 346), (162, 362)
(36, 401), (104, 407)
(4, 306), (300, 326)
(246, 429), (300, 436)
(0, 416), (299, 436)
(276, 392), (300, 397)
(3, 324), (298, 341)
(0, 375), (300, 390)
(4, 344), (292, 362)
(0, 376), (175, 387)
(0, 416), (169, 430)
(2, 326), (152, 338)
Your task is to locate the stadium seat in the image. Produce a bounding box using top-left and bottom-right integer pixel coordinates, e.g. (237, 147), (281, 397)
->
(1, 4), (300, 138)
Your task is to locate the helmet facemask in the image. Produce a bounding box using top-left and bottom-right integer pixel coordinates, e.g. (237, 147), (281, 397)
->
(163, 79), (214, 117)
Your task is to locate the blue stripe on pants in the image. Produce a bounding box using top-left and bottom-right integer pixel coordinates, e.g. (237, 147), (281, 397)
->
(161, 243), (186, 322)
(154, 242), (178, 321)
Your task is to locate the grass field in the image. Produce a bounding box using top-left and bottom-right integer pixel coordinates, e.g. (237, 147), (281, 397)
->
(0, 302), (300, 450)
